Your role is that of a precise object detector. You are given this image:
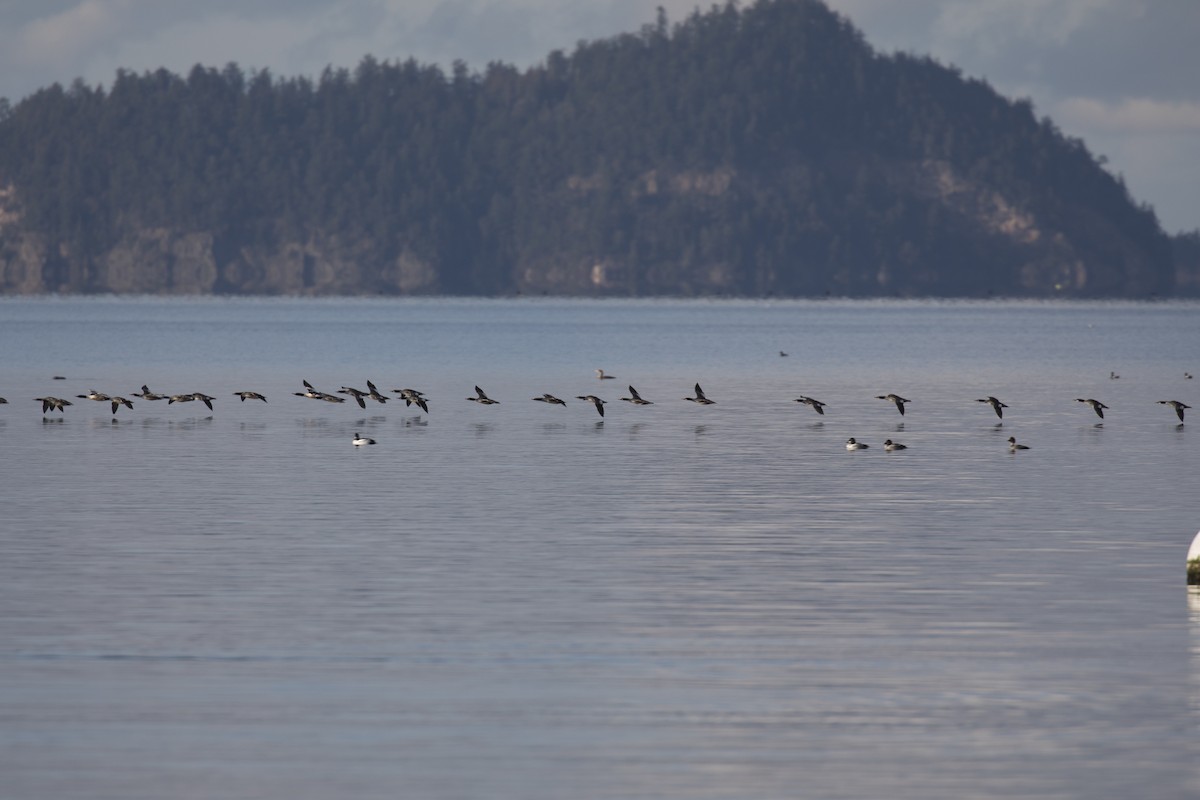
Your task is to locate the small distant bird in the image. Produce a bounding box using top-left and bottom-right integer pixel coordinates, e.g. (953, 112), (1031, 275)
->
(621, 385), (653, 405)
(845, 437), (869, 450)
(1075, 398), (1108, 419)
(36, 396), (72, 414)
(395, 388), (429, 413)
(191, 393), (216, 411)
(876, 393), (910, 415)
(575, 394), (607, 417)
(134, 385), (169, 401)
(468, 386), (499, 405)
(684, 383), (715, 404)
(365, 380), (388, 404)
(596, 369), (616, 380)
(533, 393), (566, 406)
(0, 396), (7, 404)
(110, 396), (134, 414)
(883, 439), (907, 451)
(1186, 372), (1194, 380)
(352, 432), (376, 446)
(1157, 400), (1191, 422)
(77, 390), (110, 402)
(1007, 436), (1030, 451)
(338, 386), (370, 409)
(794, 395), (826, 415)
(234, 391), (267, 402)
(779, 351), (788, 357)
(1109, 371), (1120, 380)
(976, 396), (1008, 419)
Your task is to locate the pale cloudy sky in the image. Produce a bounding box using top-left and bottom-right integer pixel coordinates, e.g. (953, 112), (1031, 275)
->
(0, 0), (1195, 232)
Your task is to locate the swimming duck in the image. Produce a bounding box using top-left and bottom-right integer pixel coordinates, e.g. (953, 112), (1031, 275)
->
(468, 386), (499, 405)
(1109, 371), (1120, 380)
(110, 396), (134, 414)
(684, 383), (715, 404)
(883, 439), (907, 451)
(1157, 400), (1191, 422)
(596, 369), (616, 380)
(575, 394), (607, 417)
(352, 432), (376, 446)
(0, 396), (6, 404)
(876, 393), (910, 415)
(36, 396), (72, 414)
(1007, 436), (1030, 451)
(1075, 398), (1109, 419)
(976, 396), (1008, 419)
(845, 437), (869, 450)
(621, 386), (653, 405)
(793, 395), (826, 415)
(234, 391), (267, 402)
(533, 394), (567, 406)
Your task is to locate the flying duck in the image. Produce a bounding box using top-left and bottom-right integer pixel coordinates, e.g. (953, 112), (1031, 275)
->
(338, 386), (370, 409)
(352, 432), (376, 446)
(1007, 436), (1030, 451)
(394, 388), (429, 413)
(365, 380), (388, 404)
(1075, 398), (1109, 419)
(468, 386), (499, 405)
(1157, 400), (1191, 422)
(976, 396), (1008, 419)
(793, 395), (826, 415)
(134, 385), (169, 401)
(845, 437), (869, 450)
(883, 439), (907, 451)
(533, 393), (567, 406)
(36, 396), (72, 414)
(876, 393), (910, 415)
(234, 391), (267, 402)
(110, 397), (134, 414)
(576, 394), (607, 417)
(684, 383), (715, 404)
(168, 393), (197, 404)
(621, 386), (653, 405)
(77, 390), (110, 402)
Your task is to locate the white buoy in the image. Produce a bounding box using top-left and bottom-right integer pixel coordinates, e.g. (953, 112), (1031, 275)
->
(1188, 530), (1200, 586)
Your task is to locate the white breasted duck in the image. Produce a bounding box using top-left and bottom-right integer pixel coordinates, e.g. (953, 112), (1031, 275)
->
(845, 437), (869, 450)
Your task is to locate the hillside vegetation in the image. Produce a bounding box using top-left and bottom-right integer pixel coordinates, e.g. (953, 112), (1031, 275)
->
(0, 0), (1184, 296)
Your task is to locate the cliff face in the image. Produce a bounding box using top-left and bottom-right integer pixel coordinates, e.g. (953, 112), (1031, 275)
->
(0, 223), (440, 295)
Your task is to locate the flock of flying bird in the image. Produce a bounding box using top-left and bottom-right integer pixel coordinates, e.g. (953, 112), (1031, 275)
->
(7, 367), (1193, 449)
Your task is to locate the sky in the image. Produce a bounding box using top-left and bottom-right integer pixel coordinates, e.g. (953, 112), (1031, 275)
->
(0, 0), (1195, 233)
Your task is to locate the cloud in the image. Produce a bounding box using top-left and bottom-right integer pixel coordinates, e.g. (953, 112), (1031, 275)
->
(1056, 97), (1200, 135)
(15, 0), (134, 68)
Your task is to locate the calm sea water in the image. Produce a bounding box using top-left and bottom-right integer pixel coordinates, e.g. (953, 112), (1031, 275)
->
(1, 296), (1198, 799)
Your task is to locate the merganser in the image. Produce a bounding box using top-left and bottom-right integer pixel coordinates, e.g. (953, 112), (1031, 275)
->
(191, 393), (216, 411)
(110, 397), (134, 414)
(394, 389), (429, 413)
(133, 385), (169, 401)
(976, 396), (1008, 419)
(845, 437), (869, 450)
(1075, 398), (1108, 419)
(621, 386), (653, 405)
(77, 390), (110, 402)
(876, 394), (910, 415)
(234, 391), (267, 402)
(575, 395), (607, 417)
(684, 383), (715, 404)
(1157, 400), (1190, 422)
(533, 394), (566, 406)
(36, 396), (72, 413)
(468, 386), (499, 404)
(365, 380), (388, 404)
(794, 396), (826, 415)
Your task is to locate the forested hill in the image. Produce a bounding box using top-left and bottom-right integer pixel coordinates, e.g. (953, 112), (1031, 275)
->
(0, 0), (1188, 297)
